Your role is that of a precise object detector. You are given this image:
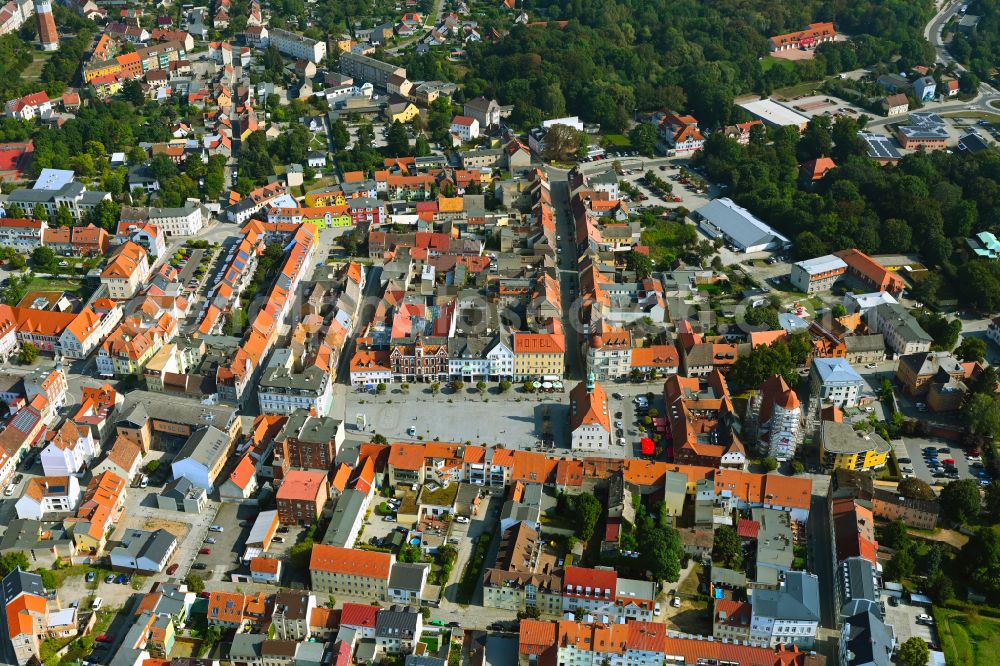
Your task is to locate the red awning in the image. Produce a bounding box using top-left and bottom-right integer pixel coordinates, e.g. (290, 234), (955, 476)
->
(641, 438), (655, 455)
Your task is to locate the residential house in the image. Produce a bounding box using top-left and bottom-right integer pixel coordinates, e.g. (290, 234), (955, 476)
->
(276, 469), (330, 524)
(15, 476), (80, 520)
(568, 375), (611, 452)
(109, 528), (177, 573)
(101, 241), (150, 300)
(309, 544), (395, 600)
(821, 421), (891, 472)
(864, 303), (932, 356)
(810, 357), (864, 408)
(170, 426), (231, 490)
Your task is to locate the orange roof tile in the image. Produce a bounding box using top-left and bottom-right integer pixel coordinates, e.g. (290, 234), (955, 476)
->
(310, 544), (392, 579)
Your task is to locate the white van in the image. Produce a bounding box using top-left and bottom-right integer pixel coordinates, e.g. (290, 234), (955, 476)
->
(92, 597), (103, 611)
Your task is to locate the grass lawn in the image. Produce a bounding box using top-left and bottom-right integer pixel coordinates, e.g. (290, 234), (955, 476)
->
(24, 276), (90, 298)
(941, 110), (1000, 122)
(760, 56), (796, 73)
(420, 636), (440, 653)
(772, 79), (826, 101)
(935, 607), (1000, 665)
(602, 134), (632, 147)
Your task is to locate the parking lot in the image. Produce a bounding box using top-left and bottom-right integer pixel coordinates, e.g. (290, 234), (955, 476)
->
(618, 164), (718, 215)
(884, 597), (938, 651)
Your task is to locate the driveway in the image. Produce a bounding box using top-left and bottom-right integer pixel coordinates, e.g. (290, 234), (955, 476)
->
(884, 598), (938, 650)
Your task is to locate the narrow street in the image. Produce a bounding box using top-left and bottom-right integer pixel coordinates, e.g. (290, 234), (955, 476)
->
(548, 173), (584, 381)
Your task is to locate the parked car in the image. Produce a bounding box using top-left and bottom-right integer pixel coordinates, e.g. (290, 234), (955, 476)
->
(104, 575), (115, 584)
(208, 525), (224, 532)
(455, 516), (470, 523)
(199, 548), (211, 555)
(167, 564), (179, 575)
(898, 458), (912, 464)
(383, 515), (396, 522)
(205, 537), (216, 544)
(273, 536), (285, 543)
(192, 563), (207, 570)
(95, 634), (110, 643)
(92, 597), (103, 610)
(85, 571), (95, 583)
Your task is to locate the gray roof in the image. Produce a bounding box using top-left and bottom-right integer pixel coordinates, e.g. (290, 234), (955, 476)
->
(259, 359), (330, 395)
(111, 528), (177, 566)
(276, 409), (343, 445)
(753, 571), (820, 623)
(695, 197), (790, 250)
(230, 633), (265, 660)
(175, 426), (230, 468)
(162, 476), (205, 501)
(296, 642), (327, 665)
(389, 562), (428, 593)
(843, 610), (894, 666)
(822, 421), (891, 457)
(588, 169), (619, 186)
(794, 254), (847, 275)
(844, 334), (886, 353)
(118, 391), (238, 430)
(898, 351), (963, 377)
(868, 303), (933, 344)
(322, 489), (368, 547)
(375, 606), (420, 638)
(247, 510), (279, 546)
(2, 568), (44, 602)
(407, 657), (446, 666)
(0, 519), (72, 553)
(839, 556), (880, 618)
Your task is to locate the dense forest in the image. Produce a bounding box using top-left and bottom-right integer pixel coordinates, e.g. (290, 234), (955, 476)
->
(694, 115), (1000, 311)
(949, 0), (1000, 82)
(460, 0), (935, 131)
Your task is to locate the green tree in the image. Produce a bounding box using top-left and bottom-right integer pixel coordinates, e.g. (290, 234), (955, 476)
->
(790, 460), (805, 475)
(628, 123), (658, 155)
(955, 336), (987, 363)
(638, 526), (683, 582)
(476, 380), (487, 395)
(897, 477), (936, 501)
(330, 120), (349, 151)
(376, 383), (387, 395)
(625, 251), (653, 279)
(499, 380), (512, 393)
(898, 636), (929, 666)
(430, 382), (441, 395)
(570, 493), (602, 542)
(939, 479), (982, 525)
(761, 456), (778, 472)
(385, 121), (410, 156)
(986, 481), (1000, 521)
(962, 526), (1000, 600)
(879, 519), (911, 551)
(831, 303), (847, 318)
(31, 203), (47, 222)
(53, 206), (73, 228)
(17, 343), (38, 365)
(30, 246), (54, 270)
(963, 393), (1000, 440)
(184, 574), (205, 593)
(884, 547), (915, 582)
(0, 552), (29, 576)
(712, 525), (742, 569)
(927, 571), (954, 605)
(451, 380), (465, 392)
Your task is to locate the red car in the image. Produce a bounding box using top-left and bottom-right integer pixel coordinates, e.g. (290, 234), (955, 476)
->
(167, 563), (179, 575)
(970, 449), (981, 457)
(199, 548), (211, 555)
(200, 591), (211, 599)
(96, 635), (111, 643)
(942, 458), (955, 465)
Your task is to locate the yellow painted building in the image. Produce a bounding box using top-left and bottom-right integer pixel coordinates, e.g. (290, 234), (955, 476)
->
(821, 421), (891, 471)
(512, 332), (565, 381)
(268, 205), (352, 230)
(304, 190), (347, 207)
(84, 62), (123, 83)
(388, 102), (420, 124)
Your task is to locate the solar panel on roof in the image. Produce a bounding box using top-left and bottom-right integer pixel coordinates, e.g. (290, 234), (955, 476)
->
(11, 411), (35, 431)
